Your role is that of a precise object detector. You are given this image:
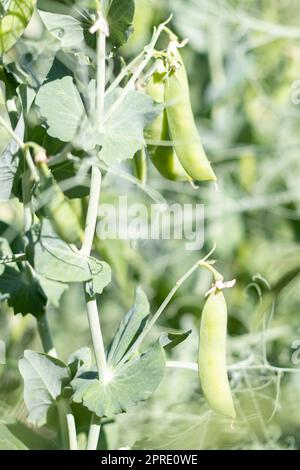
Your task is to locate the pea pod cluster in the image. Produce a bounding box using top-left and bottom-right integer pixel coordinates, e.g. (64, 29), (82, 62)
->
(36, 160), (83, 244)
(164, 45), (216, 182)
(198, 288), (236, 418)
(145, 70), (191, 182)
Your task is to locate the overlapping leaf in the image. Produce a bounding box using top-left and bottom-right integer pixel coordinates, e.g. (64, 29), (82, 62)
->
(107, 287), (150, 366)
(35, 77), (159, 164)
(0, 0), (36, 54)
(32, 222), (111, 292)
(72, 341), (165, 418)
(104, 0), (135, 47)
(0, 424), (28, 450)
(19, 351), (69, 427)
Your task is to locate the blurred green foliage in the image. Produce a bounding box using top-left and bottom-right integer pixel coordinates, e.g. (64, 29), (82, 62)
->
(1, 0), (300, 449)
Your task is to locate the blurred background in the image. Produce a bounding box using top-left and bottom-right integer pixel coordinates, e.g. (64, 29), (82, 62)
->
(1, 0), (300, 450)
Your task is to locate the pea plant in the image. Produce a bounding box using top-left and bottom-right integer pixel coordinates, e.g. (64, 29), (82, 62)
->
(0, 0), (236, 450)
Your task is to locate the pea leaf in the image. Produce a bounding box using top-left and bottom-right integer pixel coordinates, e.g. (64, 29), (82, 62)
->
(160, 330), (192, 351)
(6, 422), (56, 450)
(37, 275), (69, 308)
(19, 350), (69, 427)
(35, 76), (87, 143)
(68, 347), (92, 380)
(0, 117), (24, 202)
(6, 32), (60, 88)
(107, 287), (150, 367)
(98, 89), (159, 165)
(0, 0), (36, 55)
(72, 342), (165, 418)
(39, 11), (85, 48)
(0, 424), (28, 450)
(0, 240), (47, 316)
(32, 222), (111, 289)
(104, 0), (135, 48)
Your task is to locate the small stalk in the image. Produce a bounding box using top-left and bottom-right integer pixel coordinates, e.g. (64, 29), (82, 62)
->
(85, 294), (107, 379)
(67, 413), (78, 451)
(86, 415), (101, 450)
(104, 16), (173, 124)
(106, 51), (144, 94)
(36, 314), (58, 358)
(22, 169), (33, 233)
(97, 31), (106, 132)
(57, 399), (78, 450)
(81, 7), (108, 449)
(117, 247), (218, 369)
(80, 167), (102, 257)
(0, 115), (24, 149)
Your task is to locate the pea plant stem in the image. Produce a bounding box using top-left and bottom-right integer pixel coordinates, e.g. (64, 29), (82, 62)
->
(81, 9), (108, 450)
(166, 359), (300, 375)
(66, 413), (78, 451)
(97, 31), (106, 132)
(106, 51), (144, 94)
(57, 399), (78, 450)
(85, 293), (107, 378)
(80, 166), (102, 257)
(36, 315), (57, 358)
(117, 257), (207, 369)
(86, 415), (101, 450)
(0, 115), (24, 149)
(103, 16), (172, 124)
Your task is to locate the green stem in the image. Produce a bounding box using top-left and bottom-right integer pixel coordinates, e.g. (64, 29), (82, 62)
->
(36, 314), (57, 358)
(106, 51), (144, 94)
(37, 311), (78, 450)
(103, 16), (172, 124)
(21, 170), (33, 233)
(67, 413), (78, 451)
(86, 415), (101, 450)
(97, 30), (106, 132)
(80, 167), (102, 257)
(0, 115), (24, 149)
(57, 399), (78, 450)
(85, 294), (107, 379)
(117, 257), (208, 368)
(81, 10), (108, 449)
(0, 254), (26, 264)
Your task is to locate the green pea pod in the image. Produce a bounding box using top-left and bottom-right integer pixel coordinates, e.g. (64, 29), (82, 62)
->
(165, 47), (216, 182)
(145, 72), (191, 182)
(198, 289), (236, 418)
(0, 0), (36, 55)
(37, 161), (83, 244)
(133, 148), (147, 185)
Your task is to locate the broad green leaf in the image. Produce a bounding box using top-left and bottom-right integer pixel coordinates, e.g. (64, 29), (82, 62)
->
(87, 259), (112, 295)
(33, 222), (111, 288)
(19, 350), (69, 427)
(98, 89), (159, 165)
(35, 76), (86, 142)
(160, 330), (192, 351)
(51, 157), (90, 199)
(0, 65), (20, 128)
(0, 252), (47, 316)
(104, 0), (135, 47)
(37, 275), (68, 308)
(0, 235), (66, 312)
(7, 422), (56, 450)
(68, 347), (92, 379)
(39, 11), (85, 48)
(0, 117), (23, 202)
(72, 342), (165, 417)
(107, 287), (150, 366)
(0, 424), (28, 450)
(0, 0), (36, 55)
